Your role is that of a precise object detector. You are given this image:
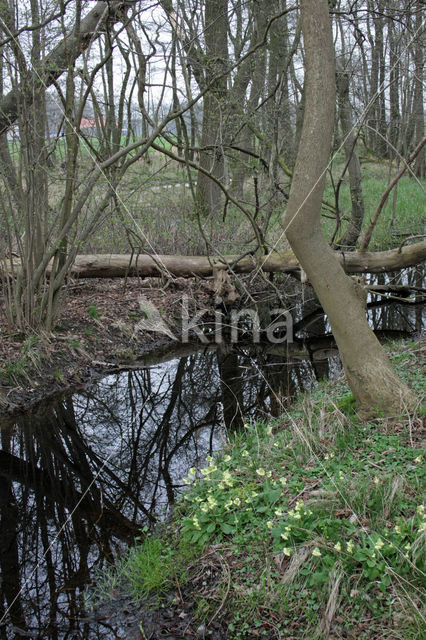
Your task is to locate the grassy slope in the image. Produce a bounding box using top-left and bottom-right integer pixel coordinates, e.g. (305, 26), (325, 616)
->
(108, 340), (425, 640)
(321, 161), (425, 251)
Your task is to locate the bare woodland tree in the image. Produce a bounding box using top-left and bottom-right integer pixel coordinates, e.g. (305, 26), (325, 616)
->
(0, 0), (424, 415)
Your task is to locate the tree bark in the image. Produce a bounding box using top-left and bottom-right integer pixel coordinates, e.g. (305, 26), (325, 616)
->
(412, 0), (425, 178)
(282, 0), (416, 418)
(5, 242), (425, 279)
(195, 0), (229, 217)
(335, 68), (365, 248)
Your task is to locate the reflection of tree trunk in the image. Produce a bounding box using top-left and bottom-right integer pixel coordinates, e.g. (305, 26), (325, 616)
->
(217, 346), (244, 430)
(0, 431), (27, 635)
(266, 358), (297, 417)
(300, 294), (330, 380)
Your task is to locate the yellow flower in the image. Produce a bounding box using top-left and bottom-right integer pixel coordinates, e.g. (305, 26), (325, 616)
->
(243, 423), (250, 429)
(394, 525), (401, 534)
(414, 455), (422, 463)
(347, 540), (354, 554)
(288, 509), (301, 520)
(295, 500), (304, 511)
(193, 516), (201, 530)
(404, 543), (411, 551)
(279, 477), (287, 486)
(418, 522), (426, 532)
(256, 468), (266, 477)
(266, 425), (273, 435)
(207, 496), (218, 509)
(312, 547), (322, 557)
(374, 538), (384, 551)
(266, 470), (272, 478)
(222, 470), (233, 487)
(273, 442), (279, 448)
(267, 521), (274, 529)
(281, 532), (289, 540)
(274, 509), (283, 517)
(206, 455), (213, 463)
(224, 454), (231, 462)
(233, 497), (241, 506)
(283, 547), (291, 556)
(417, 505), (425, 515)
(183, 477), (191, 485)
(188, 467), (197, 476)
(374, 476), (380, 485)
(334, 542), (341, 552)
(242, 450), (249, 458)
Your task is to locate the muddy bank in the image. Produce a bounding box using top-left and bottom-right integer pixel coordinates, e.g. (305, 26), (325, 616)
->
(1, 269), (423, 416)
(0, 278), (212, 416)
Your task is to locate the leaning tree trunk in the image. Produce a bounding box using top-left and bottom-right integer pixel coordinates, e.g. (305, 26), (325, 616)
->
(282, 0), (416, 418)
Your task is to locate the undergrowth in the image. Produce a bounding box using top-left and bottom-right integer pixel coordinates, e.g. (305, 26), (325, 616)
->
(92, 340), (425, 639)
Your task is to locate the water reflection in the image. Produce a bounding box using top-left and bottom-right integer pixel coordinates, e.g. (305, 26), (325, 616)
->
(0, 345), (323, 639)
(0, 278), (423, 638)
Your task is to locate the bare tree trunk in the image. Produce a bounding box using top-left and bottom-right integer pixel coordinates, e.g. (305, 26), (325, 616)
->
(335, 68), (365, 248)
(282, 0), (416, 418)
(387, 6), (400, 155)
(195, 0), (229, 217)
(412, 0), (425, 178)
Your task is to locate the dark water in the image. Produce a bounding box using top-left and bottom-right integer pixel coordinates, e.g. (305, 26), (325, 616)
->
(0, 273), (423, 639)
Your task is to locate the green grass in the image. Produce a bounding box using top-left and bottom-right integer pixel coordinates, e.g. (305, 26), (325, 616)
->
(4, 141), (423, 258)
(322, 161), (425, 250)
(109, 340), (425, 639)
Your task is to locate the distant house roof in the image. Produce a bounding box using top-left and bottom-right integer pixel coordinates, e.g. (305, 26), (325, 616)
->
(79, 117), (106, 129)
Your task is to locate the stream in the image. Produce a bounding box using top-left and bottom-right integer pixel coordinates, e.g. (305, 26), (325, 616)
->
(0, 272), (423, 639)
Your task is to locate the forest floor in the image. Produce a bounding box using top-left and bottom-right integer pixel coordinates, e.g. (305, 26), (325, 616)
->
(0, 277), (215, 416)
(89, 340), (425, 640)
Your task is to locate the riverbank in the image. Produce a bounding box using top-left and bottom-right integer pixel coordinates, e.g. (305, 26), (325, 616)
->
(0, 277), (214, 415)
(92, 339), (425, 640)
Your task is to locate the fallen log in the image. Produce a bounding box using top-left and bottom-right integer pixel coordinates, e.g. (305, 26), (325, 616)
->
(4, 241), (425, 279)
